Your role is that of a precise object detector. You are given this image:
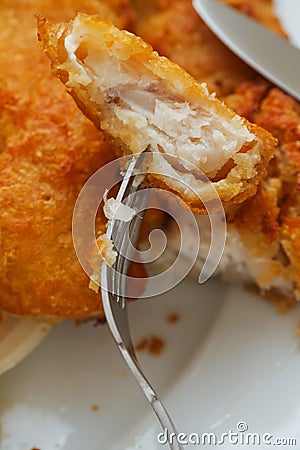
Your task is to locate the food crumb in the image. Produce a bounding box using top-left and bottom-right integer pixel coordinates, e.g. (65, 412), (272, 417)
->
(149, 336), (165, 356)
(166, 312), (179, 324)
(91, 405), (99, 411)
(120, 370), (128, 378)
(136, 336), (165, 356)
(275, 301), (289, 314)
(135, 338), (148, 351)
(41, 326), (49, 333)
(31, 447), (41, 450)
(296, 319), (300, 337)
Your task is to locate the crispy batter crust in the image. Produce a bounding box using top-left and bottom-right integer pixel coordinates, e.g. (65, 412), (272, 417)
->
(225, 83), (300, 304)
(0, 0), (136, 320)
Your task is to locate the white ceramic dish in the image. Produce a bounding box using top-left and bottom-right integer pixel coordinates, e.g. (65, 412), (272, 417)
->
(1, 280), (300, 450)
(1, 2), (300, 449)
(0, 317), (51, 377)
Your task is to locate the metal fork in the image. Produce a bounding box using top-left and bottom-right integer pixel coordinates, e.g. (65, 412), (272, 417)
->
(101, 153), (183, 450)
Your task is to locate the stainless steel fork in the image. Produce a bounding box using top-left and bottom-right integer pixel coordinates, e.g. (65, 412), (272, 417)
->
(101, 153), (183, 450)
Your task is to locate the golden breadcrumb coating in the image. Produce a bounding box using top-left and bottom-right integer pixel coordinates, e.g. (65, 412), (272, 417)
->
(0, 0), (136, 320)
(37, 13), (276, 211)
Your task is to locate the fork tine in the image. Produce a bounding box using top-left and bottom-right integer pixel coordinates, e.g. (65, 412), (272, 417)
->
(106, 154), (140, 306)
(110, 149), (149, 307)
(111, 153), (147, 307)
(114, 189), (150, 308)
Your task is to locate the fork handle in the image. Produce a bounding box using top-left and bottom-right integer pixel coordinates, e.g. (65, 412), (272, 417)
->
(103, 286), (183, 450)
(122, 346), (183, 449)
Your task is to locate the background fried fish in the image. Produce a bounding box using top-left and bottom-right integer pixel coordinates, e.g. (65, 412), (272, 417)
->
(1, 0), (300, 320)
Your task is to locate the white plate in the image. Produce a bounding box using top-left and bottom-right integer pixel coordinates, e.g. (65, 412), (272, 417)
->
(1, 280), (300, 450)
(0, 317), (51, 376)
(1, 2), (300, 449)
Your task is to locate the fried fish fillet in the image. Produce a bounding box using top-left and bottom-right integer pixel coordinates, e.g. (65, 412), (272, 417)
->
(37, 13), (276, 211)
(223, 83), (300, 309)
(0, 0), (137, 320)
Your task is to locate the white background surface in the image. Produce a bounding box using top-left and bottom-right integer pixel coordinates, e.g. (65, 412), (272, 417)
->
(1, 1), (300, 449)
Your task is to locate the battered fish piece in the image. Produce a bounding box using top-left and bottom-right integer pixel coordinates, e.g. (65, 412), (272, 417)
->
(0, 0), (136, 320)
(37, 13), (276, 211)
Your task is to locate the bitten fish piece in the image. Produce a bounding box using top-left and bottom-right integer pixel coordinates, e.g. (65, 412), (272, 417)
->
(37, 13), (276, 211)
